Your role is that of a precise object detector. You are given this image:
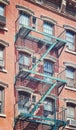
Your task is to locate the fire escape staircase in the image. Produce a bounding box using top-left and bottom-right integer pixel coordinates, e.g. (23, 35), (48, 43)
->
(14, 19), (67, 130)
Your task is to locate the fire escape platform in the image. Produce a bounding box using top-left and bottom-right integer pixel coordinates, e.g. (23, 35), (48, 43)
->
(16, 68), (67, 85)
(14, 113), (67, 128)
(15, 25), (67, 47)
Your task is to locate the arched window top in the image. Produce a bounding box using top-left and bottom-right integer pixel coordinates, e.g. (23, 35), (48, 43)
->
(63, 61), (76, 69)
(63, 25), (76, 33)
(65, 99), (76, 105)
(16, 46), (34, 55)
(16, 86), (34, 94)
(0, 0), (10, 5)
(0, 81), (8, 88)
(44, 55), (57, 63)
(0, 39), (9, 47)
(16, 5), (34, 16)
(40, 15), (57, 25)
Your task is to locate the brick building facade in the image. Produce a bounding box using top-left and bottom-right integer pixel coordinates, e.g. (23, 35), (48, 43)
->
(0, 0), (76, 130)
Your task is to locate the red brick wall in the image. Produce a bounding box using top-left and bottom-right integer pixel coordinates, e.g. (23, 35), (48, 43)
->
(0, 1), (76, 130)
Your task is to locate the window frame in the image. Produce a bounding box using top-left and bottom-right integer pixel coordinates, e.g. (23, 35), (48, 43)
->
(18, 91), (31, 113)
(43, 97), (55, 117)
(19, 52), (31, 70)
(44, 60), (54, 81)
(0, 87), (4, 114)
(67, 102), (76, 119)
(66, 67), (75, 80)
(0, 45), (5, 69)
(0, 5), (5, 16)
(43, 21), (54, 42)
(66, 30), (76, 51)
(19, 11), (30, 27)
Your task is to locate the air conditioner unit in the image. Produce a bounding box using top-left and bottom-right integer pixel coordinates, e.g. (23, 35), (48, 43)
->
(67, 119), (76, 127)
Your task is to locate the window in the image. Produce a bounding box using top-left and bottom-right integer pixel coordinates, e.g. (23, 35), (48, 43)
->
(44, 60), (54, 81)
(19, 12), (30, 27)
(0, 5), (4, 16)
(66, 30), (75, 51)
(18, 91), (31, 113)
(66, 67), (76, 88)
(43, 21), (53, 42)
(19, 53), (30, 69)
(67, 103), (75, 119)
(0, 46), (4, 68)
(32, 16), (36, 29)
(43, 98), (54, 117)
(66, 67), (74, 79)
(0, 87), (4, 114)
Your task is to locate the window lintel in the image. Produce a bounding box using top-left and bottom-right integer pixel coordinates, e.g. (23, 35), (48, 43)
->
(0, 0), (10, 5)
(64, 25), (76, 33)
(16, 46), (35, 55)
(65, 99), (76, 105)
(16, 86), (34, 94)
(0, 39), (9, 47)
(16, 5), (34, 16)
(64, 61), (76, 69)
(40, 15), (57, 25)
(0, 81), (8, 88)
(44, 55), (57, 63)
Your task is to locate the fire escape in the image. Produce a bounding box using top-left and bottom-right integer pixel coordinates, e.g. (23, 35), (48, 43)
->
(14, 15), (67, 130)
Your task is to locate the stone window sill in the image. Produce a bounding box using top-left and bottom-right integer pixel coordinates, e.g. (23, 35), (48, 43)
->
(0, 114), (6, 118)
(65, 86), (76, 92)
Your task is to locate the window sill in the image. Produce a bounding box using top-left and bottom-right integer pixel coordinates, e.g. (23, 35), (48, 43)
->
(65, 86), (76, 91)
(66, 126), (76, 130)
(0, 68), (7, 73)
(0, 26), (8, 32)
(65, 48), (76, 55)
(0, 114), (6, 118)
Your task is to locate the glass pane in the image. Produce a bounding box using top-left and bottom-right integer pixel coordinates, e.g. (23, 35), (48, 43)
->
(66, 68), (74, 79)
(44, 98), (53, 112)
(24, 55), (29, 66)
(43, 22), (53, 35)
(19, 14), (29, 26)
(0, 6), (4, 16)
(66, 32), (74, 50)
(19, 54), (23, 64)
(67, 106), (74, 118)
(19, 54), (30, 66)
(44, 61), (53, 74)
(0, 49), (3, 60)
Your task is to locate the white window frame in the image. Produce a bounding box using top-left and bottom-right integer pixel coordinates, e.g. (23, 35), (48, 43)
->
(44, 60), (54, 81)
(67, 103), (75, 119)
(18, 91), (31, 113)
(43, 21), (53, 42)
(0, 47), (4, 61)
(43, 98), (54, 117)
(19, 53), (30, 69)
(19, 13), (29, 27)
(66, 31), (75, 51)
(66, 67), (74, 79)
(0, 87), (4, 114)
